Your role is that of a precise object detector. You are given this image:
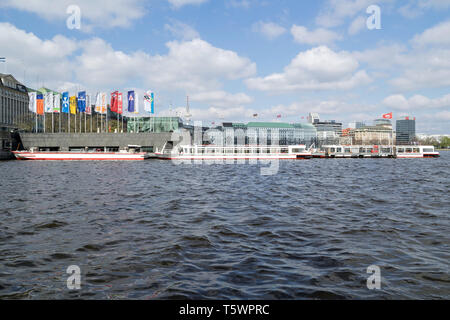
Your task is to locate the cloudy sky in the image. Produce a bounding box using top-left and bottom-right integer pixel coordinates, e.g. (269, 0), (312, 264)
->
(0, 0), (449, 133)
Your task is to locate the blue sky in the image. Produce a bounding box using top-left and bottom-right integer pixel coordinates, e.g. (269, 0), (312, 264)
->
(1, 0), (449, 133)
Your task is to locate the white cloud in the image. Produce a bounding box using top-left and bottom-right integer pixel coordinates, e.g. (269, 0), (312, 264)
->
(246, 46), (371, 92)
(382, 94), (450, 110)
(168, 0), (209, 9)
(0, 0), (147, 30)
(316, 0), (394, 28)
(291, 25), (341, 45)
(412, 20), (450, 47)
(190, 91), (254, 107)
(252, 22), (287, 40)
(164, 20), (200, 40)
(1, 22), (256, 101)
(348, 16), (367, 35)
(399, 0), (450, 18)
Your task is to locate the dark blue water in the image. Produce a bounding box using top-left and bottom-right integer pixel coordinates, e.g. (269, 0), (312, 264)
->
(0, 153), (449, 299)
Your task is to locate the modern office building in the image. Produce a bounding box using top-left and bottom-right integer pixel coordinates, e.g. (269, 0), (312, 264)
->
(307, 113), (320, 124)
(396, 117), (416, 145)
(126, 116), (184, 133)
(214, 122), (317, 146)
(348, 121), (366, 129)
(313, 120), (343, 136)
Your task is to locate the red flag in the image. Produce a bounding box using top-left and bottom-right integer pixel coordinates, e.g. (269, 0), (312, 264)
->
(277, 114), (282, 118)
(110, 91), (118, 113)
(382, 112), (393, 119)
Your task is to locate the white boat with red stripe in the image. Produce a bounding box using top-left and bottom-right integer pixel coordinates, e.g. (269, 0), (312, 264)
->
(154, 144), (312, 160)
(13, 146), (150, 161)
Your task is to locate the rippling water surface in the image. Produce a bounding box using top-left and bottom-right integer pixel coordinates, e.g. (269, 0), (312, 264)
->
(0, 153), (449, 299)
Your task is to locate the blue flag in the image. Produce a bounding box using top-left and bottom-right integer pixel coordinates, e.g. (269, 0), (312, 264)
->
(62, 92), (69, 113)
(128, 91), (135, 113)
(77, 91), (86, 113)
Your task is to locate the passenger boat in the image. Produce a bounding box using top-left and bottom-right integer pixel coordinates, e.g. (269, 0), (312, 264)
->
(12, 146), (150, 161)
(154, 144), (312, 160)
(395, 146), (440, 158)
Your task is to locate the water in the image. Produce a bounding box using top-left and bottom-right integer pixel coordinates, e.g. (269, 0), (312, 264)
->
(0, 153), (449, 299)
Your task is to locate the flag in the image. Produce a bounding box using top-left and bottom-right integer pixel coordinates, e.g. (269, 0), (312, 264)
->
(253, 114), (258, 117)
(134, 92), (139, 114)
(36, 94), (44, 115)
(86, 94), (91, 115)
(70, 96), (77, 114)
(28, 92), (37, 113)
(128, 91), (135, 113)
(53, 94), (61, 113)
(77, 91), (86, 113)
(118, 92), (123, 114)
(62, 92), (69, 113)
(101, 93), (107, 114)
(277, 114), (282, 118)
(382, 112), (393, 119)
(143, 91), (154, 114)
(44, 92), (53, 113)
(110, 91), (119, 113)
(95, 93), (101, 113)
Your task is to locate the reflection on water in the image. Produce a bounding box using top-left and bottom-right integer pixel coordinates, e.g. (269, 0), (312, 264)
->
(0, 153), (449, 299)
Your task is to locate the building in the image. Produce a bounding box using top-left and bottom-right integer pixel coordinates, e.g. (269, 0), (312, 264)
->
(1, 74), (30, 158)
(374, 119), (393, 129)
(350, 126), (394, 145)
(348, 121), (365, 129)
(211, 122), (317, 146)
(307, 113), (320, 124)
(396, 117), (416, 145)
(126, 116), (184, 133)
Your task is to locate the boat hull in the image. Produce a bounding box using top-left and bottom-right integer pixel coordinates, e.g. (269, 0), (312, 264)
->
(12, 151), (149, 161)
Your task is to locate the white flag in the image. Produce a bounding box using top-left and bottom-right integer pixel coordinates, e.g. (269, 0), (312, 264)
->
(28, 92), (37, 113)
(95, 93), (101, 113)
(86, 94), (91, 114)
(44, 92), (53, 113)
(53, 94), (61, 113)
(134, 92), (139, 114)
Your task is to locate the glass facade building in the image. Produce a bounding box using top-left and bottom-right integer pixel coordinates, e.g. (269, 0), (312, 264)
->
(396, 118), (416, 145)
(126, 117), (183, 133)
(216, 122), (317, 146)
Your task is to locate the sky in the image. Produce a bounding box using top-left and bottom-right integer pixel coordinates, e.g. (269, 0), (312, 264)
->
(0, 0), (449, 133)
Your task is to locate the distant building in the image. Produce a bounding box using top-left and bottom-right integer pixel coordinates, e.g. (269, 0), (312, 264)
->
(212, 122), (317, 146)
(1, 73), (31, 156)
(350, 126), (394, 145)
(307, 113), (320, 124)
(374, 119), (393, 129)
(396, 117), (416, 145)
(348, 121), (365, 129)
(126, 116), (184, 133)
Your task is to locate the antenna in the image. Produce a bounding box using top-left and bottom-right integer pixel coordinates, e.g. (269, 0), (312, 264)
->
(185, 95), (192, 122)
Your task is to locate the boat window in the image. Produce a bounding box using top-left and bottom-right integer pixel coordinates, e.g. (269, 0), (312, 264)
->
(406, 148), (413, 153)
(423, 148), (434, 153)
(413, 148), (420, 153)
(345, 148), (351, 153)
(337, 148), (342, 153)
(281, 148), (289, 154)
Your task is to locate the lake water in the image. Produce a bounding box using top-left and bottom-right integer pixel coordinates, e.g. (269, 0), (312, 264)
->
(0, 152), (448, 299)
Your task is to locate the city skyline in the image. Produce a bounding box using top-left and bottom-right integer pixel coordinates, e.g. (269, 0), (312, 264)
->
(1, 0), (450, 133)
